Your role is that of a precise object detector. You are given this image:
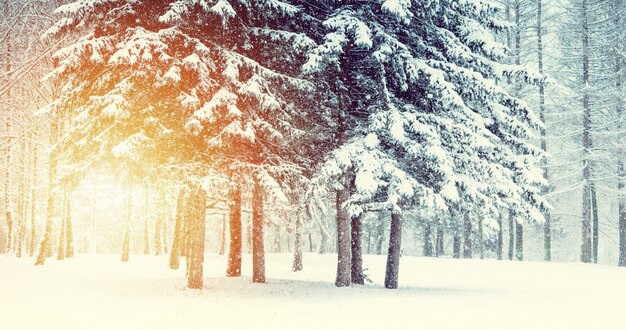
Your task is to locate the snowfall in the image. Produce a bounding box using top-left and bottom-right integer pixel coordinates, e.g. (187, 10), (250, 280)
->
(1, 253), (624, 330)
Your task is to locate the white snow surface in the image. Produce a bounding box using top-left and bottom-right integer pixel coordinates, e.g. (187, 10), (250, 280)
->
(1, 253), (625, 330)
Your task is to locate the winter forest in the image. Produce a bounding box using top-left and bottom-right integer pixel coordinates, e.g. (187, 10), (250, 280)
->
(1, 0), (625, 329)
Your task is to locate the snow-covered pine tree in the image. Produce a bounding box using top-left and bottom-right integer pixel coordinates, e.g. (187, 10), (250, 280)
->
(43, 0), (319, 284)
(39, 0), (201, 266)
(163, 0), (322, 283)
(305, 0), (547, 288)
(42, 0), (233, 280)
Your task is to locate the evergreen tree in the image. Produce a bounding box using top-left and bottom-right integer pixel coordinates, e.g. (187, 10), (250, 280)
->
(306, 0), (547, 288)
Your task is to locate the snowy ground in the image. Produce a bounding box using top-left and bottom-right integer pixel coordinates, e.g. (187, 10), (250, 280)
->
(1, 253), (625, 330)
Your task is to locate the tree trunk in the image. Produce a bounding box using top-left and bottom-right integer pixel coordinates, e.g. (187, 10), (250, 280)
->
(384, 212), (402, 289)
(497, 214), (503, 260)
(154, 189), (164, 256)
(351, 213), (364, 284)
(226, 182), (242, 277)
(375, 214), (385, 255)
(515, 220), (523, 261)
(35, 118), (56, 265)
(274, 225), (281, 253)
(616, 0), (626, 268)
(28, 142), (37, 257)
(618, 179), (626, 267)
(218, 214), (226, 255)
(16, 140), (26, 257)
(143, 187), (150, 255)
(423, 222), (433, 257)
(56, 192), (67, 261)
(186, 187), (206, 289)
(580, 0), (593, 264)
(5, 212), (13, 255)
(463, 214), (472, 259)
(121, 192), (131, 262)
(335, 182), (351, 287)
(591, 184), (599, 263)
(169, 189), (185, 270)
(435, 224), (444, 257)
(478, 215), (484, 259)
(143, 217), (150, 255)
(292, 207), (303, 272)
(3, 1), (13, 257)
(508, 210), (515, 260)
(64, 191), (74, 258)
(154, 188), (165, 256)
(162, 196), (169, 255)
(35, 216), (53, 265)
(184, 191), (195, 273)
(453, 225), (461, 259)
(252, 176), (265, 284)
(308, 232), (313, 253)
(537, 0), (551, 263)
(319, 222), (328, 254)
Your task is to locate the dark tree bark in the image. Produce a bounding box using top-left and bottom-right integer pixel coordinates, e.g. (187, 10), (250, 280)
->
(351, 213), (364, 284)
(537, 0), (551, 263)
(617, 0), (626, 268)
(169, 189), (185, 270)
(478, 215), (484, 259)
(453, 225), (461, 259)
(187, 187), (206, 289)
(497, 214), (503, 260)
(335, 182), (351, 287)
(423, 222), (433, 257)
(508, 210), (515, 261)
(515, 220), (523, 261)
(463, 214), (472, 259)
(620, 179), (626, 266)
(252, 176), (266, 284)
(292, 207), (303, 272)
(591, 184), (599, 263)
(308, 232), (314, 253)
(580, 0), (593, 264)
(515, 0), (524, 260)
(384, 212), (402, 289)
(435, 224), (444, 257)
(620, 175), (626, 266)
(611, 0), (626, 267)
(226, 183), (242, 277)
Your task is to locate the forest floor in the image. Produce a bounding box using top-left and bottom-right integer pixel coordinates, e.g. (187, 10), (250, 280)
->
(0, 253), (624, 330)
